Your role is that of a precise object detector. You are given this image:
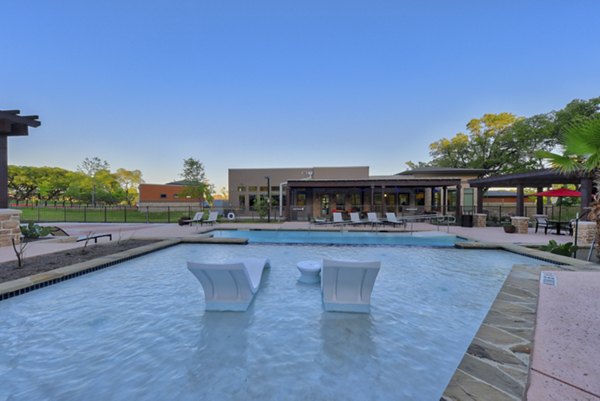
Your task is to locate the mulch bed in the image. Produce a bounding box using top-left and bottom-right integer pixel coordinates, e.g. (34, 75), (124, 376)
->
(0, 240), (157, 284)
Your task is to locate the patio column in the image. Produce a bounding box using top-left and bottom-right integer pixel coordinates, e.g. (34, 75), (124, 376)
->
(370, 185), (375, 212)
(476, 187), (484, 213)
(536, 186), (544, 215)
(0, 135), (7, 208)
(581, 177), (592, 215)
(381, 186), (386, 215)
(455, 184), (462, 219)
(441, 186), (447, 215)
(516, 185), (524, 216)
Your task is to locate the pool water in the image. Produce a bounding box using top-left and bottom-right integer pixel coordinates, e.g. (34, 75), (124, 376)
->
(210, 229), (466, 246)
(0, 244), (543, 401)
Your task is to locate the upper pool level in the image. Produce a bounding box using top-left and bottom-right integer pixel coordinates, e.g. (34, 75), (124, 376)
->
(209, 229), (468, 247)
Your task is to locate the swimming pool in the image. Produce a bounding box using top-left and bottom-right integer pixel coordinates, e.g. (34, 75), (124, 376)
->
(210, 229), (466, 246)
(0, 243), (545, 401)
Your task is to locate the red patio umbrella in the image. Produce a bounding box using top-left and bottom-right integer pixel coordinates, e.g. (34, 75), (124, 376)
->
(532, 188), (582, 221)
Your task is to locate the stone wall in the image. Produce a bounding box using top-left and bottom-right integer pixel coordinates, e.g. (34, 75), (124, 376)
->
(511, 216), (530, 234)
(574, 221), (597, 246)
(0, 209), (22, 247)
(473, 213), (487, 228)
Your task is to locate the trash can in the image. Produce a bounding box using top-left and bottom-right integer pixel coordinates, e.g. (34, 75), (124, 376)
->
(461, 214), (473, 227)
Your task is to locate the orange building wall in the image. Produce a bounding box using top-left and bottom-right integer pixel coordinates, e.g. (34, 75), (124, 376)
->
(139, 184), (196, 203)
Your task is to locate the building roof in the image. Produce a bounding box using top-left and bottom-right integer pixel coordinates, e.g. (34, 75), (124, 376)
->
(398, 167), (488, 176)
(468, 169), (590, 187)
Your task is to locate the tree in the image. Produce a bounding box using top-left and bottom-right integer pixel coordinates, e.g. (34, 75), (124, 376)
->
(115, 168), (143, 206)
(78, 157), (110, 176)
(538, 118), (600, 257)
(7, 166), (41, 204)
(429, 113), (521, 173)
(180, 158), (212, 205)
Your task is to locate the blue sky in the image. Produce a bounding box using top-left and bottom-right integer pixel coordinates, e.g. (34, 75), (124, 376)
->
(3, 1), (599, 192)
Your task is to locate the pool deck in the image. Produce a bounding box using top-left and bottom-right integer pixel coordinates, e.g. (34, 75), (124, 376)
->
(1, 221), (599, 401)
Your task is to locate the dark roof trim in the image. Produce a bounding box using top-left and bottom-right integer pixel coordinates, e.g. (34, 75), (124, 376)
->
(469, 169), (590, 187)
(398, 167), (488, 176)
(287, 177), (462, 188)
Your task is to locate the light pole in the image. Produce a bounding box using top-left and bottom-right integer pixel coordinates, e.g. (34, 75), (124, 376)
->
(265, 176), (271, 222)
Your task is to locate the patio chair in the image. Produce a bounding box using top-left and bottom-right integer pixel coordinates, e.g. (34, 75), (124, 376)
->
(187, 258), (271, 311)
(385, 212), (406, 228)
(321, 258), (381, 313)
(48, 226), (112, 243)
(534, 216), (553, 234)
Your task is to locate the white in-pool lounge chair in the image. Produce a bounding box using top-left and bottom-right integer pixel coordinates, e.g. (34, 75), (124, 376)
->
(350, 212), (369, 225)
(321, 258), (381, 313)
(385, 212), (406, 228)
(187, 258), (270, 311)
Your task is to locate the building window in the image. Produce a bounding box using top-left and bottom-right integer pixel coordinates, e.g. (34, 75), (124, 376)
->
(335, 193), (345, 210)
(238, 195), (246, 211)
(416, 189), (425, 206)
(248, 186), (258, 192)
(249, 195), (257, 210)
(296, 193), (306, 207)
(160, 194), (167, 199)
(237, 186), (246, 192)
(271, 186), (279, 192)
(259, 186), (268, 192)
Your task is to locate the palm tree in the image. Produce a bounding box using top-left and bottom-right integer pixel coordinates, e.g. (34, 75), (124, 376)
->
(539, 118), (600, 258)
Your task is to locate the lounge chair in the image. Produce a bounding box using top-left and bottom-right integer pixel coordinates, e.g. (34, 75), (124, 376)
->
(48, 226), (112, 243)
(367, 212), (384, 226)
(385, 212), (406, 228)
(182, 212), (204, 226)
(187, 258), (270, 311)
(321, 258), (381, 313)
(333, 212), (347, 225)
(201, 211), (219, 225)
(350, 212), (369, 225)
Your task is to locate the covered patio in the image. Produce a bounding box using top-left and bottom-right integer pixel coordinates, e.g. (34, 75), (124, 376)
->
(469, 169), (595, 218)
(284, 177), (463, 221)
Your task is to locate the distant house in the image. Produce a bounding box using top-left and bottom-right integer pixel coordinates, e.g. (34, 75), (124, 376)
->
(483, 190), (536, 205)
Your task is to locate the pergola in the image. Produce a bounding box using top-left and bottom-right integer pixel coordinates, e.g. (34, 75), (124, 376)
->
(0, 110), (42, 208)
(469, 169), (594, 217)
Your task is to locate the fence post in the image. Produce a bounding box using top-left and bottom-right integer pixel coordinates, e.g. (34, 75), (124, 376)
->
(104, 206), (107, 223)
(146, 206), (150, 223)
(84, 206), (87, 222)
(124, 206), (127, 223)
(37, 206), (40, 222)
(167, 206), (170, 223)
(64, 206), (67, 222)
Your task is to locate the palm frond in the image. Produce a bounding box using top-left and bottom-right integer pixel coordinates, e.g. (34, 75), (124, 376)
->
(564, 119), (600, 155)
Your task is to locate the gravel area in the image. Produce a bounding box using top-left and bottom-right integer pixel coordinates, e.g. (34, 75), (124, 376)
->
(0, 240), (156, 284)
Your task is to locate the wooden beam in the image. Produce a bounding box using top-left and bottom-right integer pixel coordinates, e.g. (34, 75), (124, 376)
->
(10, 123), (29, 136)
(0, 110), (41, 128)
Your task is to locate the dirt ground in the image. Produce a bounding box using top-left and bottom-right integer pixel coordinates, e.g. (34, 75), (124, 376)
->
(0, 240), (156, 284)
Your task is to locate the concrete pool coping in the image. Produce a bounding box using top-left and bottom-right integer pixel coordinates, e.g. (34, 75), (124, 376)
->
(1, 227), (598, 400)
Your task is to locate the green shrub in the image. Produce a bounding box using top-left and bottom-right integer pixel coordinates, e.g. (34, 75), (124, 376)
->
(20, 222), (52, 239)
(540, 240), (577, 257)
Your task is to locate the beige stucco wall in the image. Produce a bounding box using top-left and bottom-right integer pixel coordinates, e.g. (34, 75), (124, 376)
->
(228, 166), (370, 211)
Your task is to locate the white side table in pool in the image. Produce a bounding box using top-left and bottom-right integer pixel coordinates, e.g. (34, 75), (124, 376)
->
(296, 260), (322, 283)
